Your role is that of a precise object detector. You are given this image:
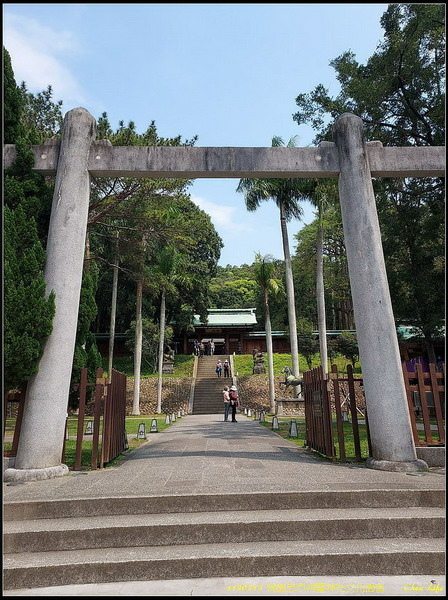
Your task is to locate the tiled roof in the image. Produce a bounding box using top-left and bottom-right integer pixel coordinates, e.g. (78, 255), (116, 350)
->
(397, 325), (445, 340)
(193, 309), (257, 327)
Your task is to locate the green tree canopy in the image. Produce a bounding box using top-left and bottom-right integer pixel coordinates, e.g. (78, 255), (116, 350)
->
(4, 47), (56, 389)
(292, 3), (445, 361)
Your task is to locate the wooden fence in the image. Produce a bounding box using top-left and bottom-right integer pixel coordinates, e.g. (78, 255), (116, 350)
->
(328, 364), (371, 462)
(5, 369), (127, 469)
(303, 362), (445, 462)
(303, 364), (370, 462)
(63, 367), (128, 470)
(3, 384), (27, 458)
(402, 362), (445, 446)
(303, 366), (334, 458)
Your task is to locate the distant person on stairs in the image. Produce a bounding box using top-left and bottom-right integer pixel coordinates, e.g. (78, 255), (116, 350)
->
(215, 360), (222, 377)
(223, 385), (231, 421)
(223, 359), (230, 377)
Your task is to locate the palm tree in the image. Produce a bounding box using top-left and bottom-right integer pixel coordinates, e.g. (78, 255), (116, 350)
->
(107, 230), (120, 383)
(132, 276), (143, 415)
(237, 136), (308, 390)
(311, 181), (339, 377)
(152, 245), (191, 414)
(130, 232), (149, 416)
(294, 179), (337, 378)
(253, 253), (281, 413)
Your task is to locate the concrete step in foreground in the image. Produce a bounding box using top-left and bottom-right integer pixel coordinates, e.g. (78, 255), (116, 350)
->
(3, 490), (445, 589)
(5, 507), (445, 553)
(5, 539), (445, 590)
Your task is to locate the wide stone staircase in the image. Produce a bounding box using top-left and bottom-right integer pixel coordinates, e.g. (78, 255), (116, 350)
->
(3, 488), (445, 589)
(192, 355), (233, 414)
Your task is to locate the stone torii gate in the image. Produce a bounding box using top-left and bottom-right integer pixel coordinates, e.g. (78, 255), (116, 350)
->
(3, 108), (445, 481)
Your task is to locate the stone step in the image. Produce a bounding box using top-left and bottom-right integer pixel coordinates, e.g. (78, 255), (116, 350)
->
(193, 394), (228, 399)
(4, 490), (444, 589)
(192, 407), (224, 412)
(191, 397), (224, 403)
(4, 538), (445, 589)
(193, 400), (236, 406)
(4, 489), (445, 521)
(193, 385), (227, 389)
(4, 507), (445, 554)
(192, 411), (225, 415)
(195, 379), (232, 384)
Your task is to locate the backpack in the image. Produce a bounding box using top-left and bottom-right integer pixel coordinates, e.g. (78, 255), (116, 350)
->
(229, 389), (238, 403)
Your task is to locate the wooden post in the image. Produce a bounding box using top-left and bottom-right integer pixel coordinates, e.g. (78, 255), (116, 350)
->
(74, 368), (88, 471)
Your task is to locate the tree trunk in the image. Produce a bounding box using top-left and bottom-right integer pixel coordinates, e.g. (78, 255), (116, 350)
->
(316, 222), (328, 377)
(156, 291), (166, 414)
(264, 291), (276, 413)
(279, 201), (300, 396)
(331, 291), (336, 330)
(107, 232), (119, 383)
(424, 334), (437, 364)
(84, 232), (90, 274)
(132, 279), (142, 415)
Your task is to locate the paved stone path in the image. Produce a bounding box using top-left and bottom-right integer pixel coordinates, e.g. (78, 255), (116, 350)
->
(4, 414), (445, 596)
(4, 414), (445, 502)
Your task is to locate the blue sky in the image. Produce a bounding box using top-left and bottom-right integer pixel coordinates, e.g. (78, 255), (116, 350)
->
(4, 3), (389, 266)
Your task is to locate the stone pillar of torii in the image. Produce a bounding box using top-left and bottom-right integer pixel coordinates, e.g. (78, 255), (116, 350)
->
(3, 108), (445, 481)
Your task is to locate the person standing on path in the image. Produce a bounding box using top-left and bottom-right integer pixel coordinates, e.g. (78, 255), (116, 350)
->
(215, 360), (222, 378)
(229, 385), (239, 422)
(223, 385), (231, 421)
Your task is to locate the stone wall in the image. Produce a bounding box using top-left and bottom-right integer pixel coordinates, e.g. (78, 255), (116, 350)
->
(82, 377), (192, 416)
(236, 375), (303, 415)
(328, 379), (366, 414)
(236, 374), (365, 417)
(125, 377), (193, 415)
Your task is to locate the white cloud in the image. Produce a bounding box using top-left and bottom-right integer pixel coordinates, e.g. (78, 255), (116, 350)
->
(4, 14), (86, 106)
(190, 195), (252, 232)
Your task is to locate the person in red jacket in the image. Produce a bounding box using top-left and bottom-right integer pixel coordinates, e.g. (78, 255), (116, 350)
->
(229, 385), (239, 422)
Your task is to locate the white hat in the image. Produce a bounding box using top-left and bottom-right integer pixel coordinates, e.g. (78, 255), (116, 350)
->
(230, 386), (237, 391)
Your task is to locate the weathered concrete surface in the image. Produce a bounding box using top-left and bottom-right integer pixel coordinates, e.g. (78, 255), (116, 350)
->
(4, 108), (96, 482)
(416, 447), (446, 468)
(3, 416), (445, 591)
(3, 575), (446, 597)
(3, 141), (445, 178)
(333, 113), (427, 472)
(4, 415), (444, 502)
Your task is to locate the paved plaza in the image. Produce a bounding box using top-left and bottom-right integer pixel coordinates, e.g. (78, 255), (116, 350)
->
(3, 414), (445, 596)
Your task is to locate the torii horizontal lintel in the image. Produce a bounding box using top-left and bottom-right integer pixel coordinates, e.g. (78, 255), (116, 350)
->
(3, 142), (445, 179)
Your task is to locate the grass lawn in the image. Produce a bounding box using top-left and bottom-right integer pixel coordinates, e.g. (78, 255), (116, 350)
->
(5, 414), (181, 470)
(233, 353), (361, 377)
(258, 415), (370, 462)
(106, 355), (195, 378)
(66, 414), (176, 469)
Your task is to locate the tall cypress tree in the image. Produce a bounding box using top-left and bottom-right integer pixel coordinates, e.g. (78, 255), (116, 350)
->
(4, 205), (55, 388)
(4, 47), (24, 144)
(4, 47), (55, 389)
